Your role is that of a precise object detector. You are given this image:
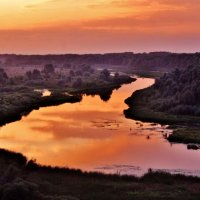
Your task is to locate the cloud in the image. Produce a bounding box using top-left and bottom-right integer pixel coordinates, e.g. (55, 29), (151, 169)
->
(28, 110), (120, 140)
(24, 0), (64, 9)
(88, 0), (200, 10)
(82, 7), (200, 32)
(88, 0), (151, 9)
(0, 21), (200, 55)
(1, 0), (200, 53)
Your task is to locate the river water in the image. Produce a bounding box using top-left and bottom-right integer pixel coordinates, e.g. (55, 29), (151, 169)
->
(1, 78), (200, 176)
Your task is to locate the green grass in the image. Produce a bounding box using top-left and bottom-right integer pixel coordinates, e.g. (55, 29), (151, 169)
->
(168, 127), (200, 144)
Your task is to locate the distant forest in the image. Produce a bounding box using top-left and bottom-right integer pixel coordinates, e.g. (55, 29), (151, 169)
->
(0, 52), (200, 73)
(140, 65), (200, 116)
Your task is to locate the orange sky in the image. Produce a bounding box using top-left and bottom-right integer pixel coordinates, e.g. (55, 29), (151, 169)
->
(0, 0), (200, 54)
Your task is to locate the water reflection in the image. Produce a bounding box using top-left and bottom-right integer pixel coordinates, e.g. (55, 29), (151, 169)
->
(83, 87), (115, 102)
(99, 91), (112, 102)
(1, 78), (200, 176)
(34, 89), (51, 97)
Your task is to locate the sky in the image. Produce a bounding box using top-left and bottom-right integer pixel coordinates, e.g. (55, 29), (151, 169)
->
(0, 0), (200, 54)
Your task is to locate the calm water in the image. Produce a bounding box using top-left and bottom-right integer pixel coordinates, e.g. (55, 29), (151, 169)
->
(1, 78), (200, 176)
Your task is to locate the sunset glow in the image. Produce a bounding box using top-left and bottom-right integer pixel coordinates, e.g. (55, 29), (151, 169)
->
(0, 0), (200, 53)
(2, 78), (199, 176)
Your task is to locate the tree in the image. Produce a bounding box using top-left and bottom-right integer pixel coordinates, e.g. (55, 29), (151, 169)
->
(32, 69), (42, 80)
(82, 64), (91, 72)
(66, 76), (72, 83)
(73, 78), (83, 88)
(99, 90), (113, 102)
(84, 72), (90, 77)
(75, 70), (83, 76)
(69, 70), (75, 77)
(43, 64), (55, 74)
(0, 68), (8, 85)
(63, 63), (71, 68)
(26, 71), (32, 80)
(100, 69), (110, 80)
(114, 72), (119, 78)
(181, 90), (195, 105)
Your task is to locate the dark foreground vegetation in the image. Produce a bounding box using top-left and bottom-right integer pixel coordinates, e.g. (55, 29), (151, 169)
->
(125, 65), (200, 145)
(0, 64), (135, 126)
(1, 148), (200, 200)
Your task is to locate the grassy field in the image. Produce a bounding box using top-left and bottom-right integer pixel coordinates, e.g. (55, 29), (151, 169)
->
(168, 127), (200, 144)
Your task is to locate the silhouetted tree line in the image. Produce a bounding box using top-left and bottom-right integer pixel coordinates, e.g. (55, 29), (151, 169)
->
(143, 65), (200, 116)
(0, 68), (8, 85)
(1, 52), (200, 73)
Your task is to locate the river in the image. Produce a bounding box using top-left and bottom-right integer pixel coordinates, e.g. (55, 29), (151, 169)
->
(1, 77), (200, 176)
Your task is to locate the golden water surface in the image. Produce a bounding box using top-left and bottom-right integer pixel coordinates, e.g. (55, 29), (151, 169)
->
(1, 78), (200, 176)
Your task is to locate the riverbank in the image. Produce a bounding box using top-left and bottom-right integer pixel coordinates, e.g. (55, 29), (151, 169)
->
(168, 127), (200, 145)
(1, 148), (200, 200)
(71, 75), (134, 94)
(0, 76), (135, 127)
(0, 90), (82, 126)
(71, 76), (135, 101)
(124, 87), (200, 145)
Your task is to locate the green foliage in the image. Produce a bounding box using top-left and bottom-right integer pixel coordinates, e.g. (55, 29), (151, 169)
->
(100, 69), (110, 81)
(43, 64), (55, 74)
(144, 65), (200, 116)
(168, 127), (200, 144)
(125, 65), (200, 144)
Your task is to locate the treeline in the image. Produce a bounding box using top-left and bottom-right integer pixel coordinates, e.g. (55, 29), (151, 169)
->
(142, 65), (200, 116)
(0, 68), (8, 85)
(1, 52), (200, 72)
(0, 63), (133, 93)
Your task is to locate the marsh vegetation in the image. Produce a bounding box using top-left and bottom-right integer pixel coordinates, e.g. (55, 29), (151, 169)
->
(125, 65), (200, 144)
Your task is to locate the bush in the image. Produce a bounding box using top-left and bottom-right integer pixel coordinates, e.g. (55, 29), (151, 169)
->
(147, 65), (200, 116)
